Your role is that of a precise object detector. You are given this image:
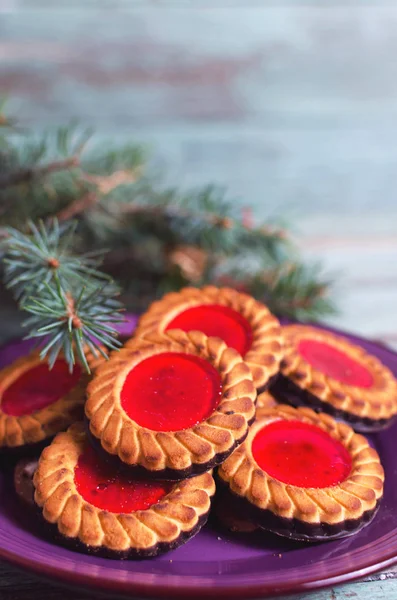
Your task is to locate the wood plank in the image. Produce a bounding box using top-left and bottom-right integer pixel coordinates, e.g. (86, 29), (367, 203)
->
(286, 579), (397, 600)
(0, 560), (394, 600)
(302, 238), (397, 342)
(3, 6), (397, 221)
(0, 560), (391, 599)
(3, 5), (397, 127)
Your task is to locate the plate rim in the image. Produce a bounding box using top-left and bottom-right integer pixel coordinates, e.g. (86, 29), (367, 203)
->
(0, 321), (396, 599)
(0, 532), (396, 599)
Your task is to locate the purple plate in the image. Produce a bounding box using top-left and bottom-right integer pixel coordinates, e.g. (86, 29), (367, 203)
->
(0, 318), (396, 598)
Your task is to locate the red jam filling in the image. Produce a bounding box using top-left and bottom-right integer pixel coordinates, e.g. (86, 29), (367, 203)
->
(120, 352), (222, 432)
(2, 360), (82, 417)
(298, 339), (374, 388)
(165, 304), (253, 356)
(74, 444), (172, 512)
(252, 420), (352, 488)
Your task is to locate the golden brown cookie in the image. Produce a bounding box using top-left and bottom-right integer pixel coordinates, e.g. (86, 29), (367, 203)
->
(270, 325), (397, 432)
(218, 404), (384, 542)
(34, 423), (215, 558)
(134, 286), (283, 391)
(86, 329), (256, 480)
(0, 351), (89, 452)
(256, 391), (278, 410)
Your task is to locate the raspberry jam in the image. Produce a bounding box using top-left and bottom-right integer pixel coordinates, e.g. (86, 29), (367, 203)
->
(74, 445), (172, 512)
(120, 352), (222, 432)
(252, 420), (352, 488)
(2, 360), (82, 417)
(165, 304), (253, 356)
(298, 339), (373, 388)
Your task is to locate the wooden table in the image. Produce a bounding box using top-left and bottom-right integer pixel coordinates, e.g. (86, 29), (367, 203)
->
(0, 560), (395, 600)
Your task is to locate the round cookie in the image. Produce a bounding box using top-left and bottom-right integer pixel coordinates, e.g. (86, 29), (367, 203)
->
(134, 286), (283, 391)
(217, 404), (384, 542)
(0, 350), (89, 454)
(34, 423), (215, 558)
(270, 325), (397, 432)
(86, 329), (256, 480)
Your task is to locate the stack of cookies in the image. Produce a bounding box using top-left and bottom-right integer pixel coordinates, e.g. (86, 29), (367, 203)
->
(4, 286), (397, 557)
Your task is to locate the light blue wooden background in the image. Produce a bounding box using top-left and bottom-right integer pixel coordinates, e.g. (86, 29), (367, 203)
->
(1, 1), (397, 345)
(1, 5), (397, 598)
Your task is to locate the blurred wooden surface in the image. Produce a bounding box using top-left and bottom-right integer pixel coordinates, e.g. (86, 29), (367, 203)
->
(0, 3), (397, 598)
(0, 557), (395, 600)
(1, 2), (396, 344)
(2, 2), (397, 219)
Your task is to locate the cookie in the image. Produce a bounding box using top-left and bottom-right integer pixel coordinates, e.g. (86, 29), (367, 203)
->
(217, 404), (384, 542)
(34, 423), (215, 558)
(0, 351), (89, 453)
(134, 286), (283, 391)
(271, 325), (397, 432)
(86, 329), (256, 480)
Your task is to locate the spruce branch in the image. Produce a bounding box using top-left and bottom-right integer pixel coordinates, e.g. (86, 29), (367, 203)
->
(105, 184), (288, 264)
(0, 121), (92, 189)
(2, 219), (123, 372)
(0, 155), (80, 189)
(22, 275), (123, 373)
(2, 219), (112, 301)
(247, 262), (336, 321)
(0, 104), (335, 325)
(56, 169), (140, 223)
(55, 190), (98, 223)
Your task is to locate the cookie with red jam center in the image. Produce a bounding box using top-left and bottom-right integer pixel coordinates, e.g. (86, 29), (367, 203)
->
(33, 423), (215, 558)
(270, 325), (397, 432)
(85, 329), (256, 480)
(133, 286), (283, 391)
(217, 404), (384, 542)
(0, 351), (89, 453)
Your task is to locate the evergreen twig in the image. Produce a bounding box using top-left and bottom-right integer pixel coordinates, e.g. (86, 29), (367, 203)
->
(2, 219), (123, 372)
(2, 219), (112, 300)
(0, 154), (80, 189)
(22, 275), (123, 373)
(0, 103), (336, 352)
